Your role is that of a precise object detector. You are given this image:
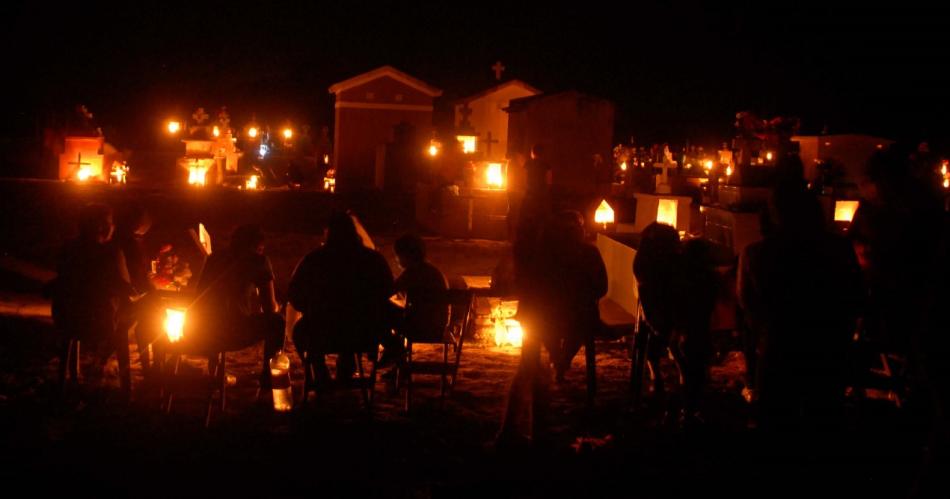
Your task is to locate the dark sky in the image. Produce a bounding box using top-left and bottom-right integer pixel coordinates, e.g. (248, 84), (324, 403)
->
(4, 1), (949, 150)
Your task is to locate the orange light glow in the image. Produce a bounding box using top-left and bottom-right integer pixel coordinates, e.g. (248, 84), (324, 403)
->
(726, 166), (734, 176)
(188, 165), (208, 186)
(704, 160), (714, 170)
(491, 301), (523, 348)
(765, 151), (773, 161)
(656, 198), (678, 227)
(167, 121), (181, 134)
(620, 161), (628, 171)
(428, 144), (439, 157)
(76, 166), (95, 182)
(594, 199), (615, 228)
(457, 135), (477, 154)
(834, 200), (860, 223)
(164, 308), (186, 343)
(943, 178), (949, 189)
(247, 127), (258, 139)
(282, 128), (293, 140)
(245, 175), (259, 190)
(486, 163), (504, 189)
(212, 126), (220, 137)
(110, 162), (128, 184)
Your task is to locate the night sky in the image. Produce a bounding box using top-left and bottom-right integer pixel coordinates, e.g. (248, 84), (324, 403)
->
(4, 2), (949, 150)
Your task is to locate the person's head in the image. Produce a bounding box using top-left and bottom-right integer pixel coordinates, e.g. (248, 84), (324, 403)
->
(546, 210), (585, 246)
(530, 143), (544, 160)
(683, 238), (715, 270)
(230, 224), (265, 255)
(640, 222), (680, 257)
(774, 154), (806, 192)
(770, 185), (825, 236)
(394, 233), (426, 269)
(115, 201), (151, 237)
(325, 211), (361, 247)
(78, 203), (114, 244)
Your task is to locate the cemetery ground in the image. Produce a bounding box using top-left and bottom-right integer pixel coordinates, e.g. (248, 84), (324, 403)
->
(0, 179), (931, 497)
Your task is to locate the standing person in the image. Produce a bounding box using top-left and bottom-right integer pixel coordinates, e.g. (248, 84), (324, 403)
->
(113, 202), (161, 384)
(677, 238), (721, 424)
(288, 212), (394, 383)
(633, 222), (683, 400)
(519, 143), (553, 229)
(739, 187), (863, 434)
(184, 224), (285, 391)
(49, 203), (134, 395)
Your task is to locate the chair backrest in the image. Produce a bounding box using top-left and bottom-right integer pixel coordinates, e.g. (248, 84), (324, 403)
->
(445, 289), (474, 339)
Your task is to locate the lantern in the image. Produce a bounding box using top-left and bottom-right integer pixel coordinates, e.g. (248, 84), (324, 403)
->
(164, 308), (186, 343)
(594, 199), (615, 229)
(457, 135), (477, 154)
(620, 161), (628, 171)
(167, 121), (181, 134)
(486, 163), (504, 189)
(247, 126), (259, 139)
(188, 165), (208, 186)
(212, 126), (220, 138)
(282, 128), (293, 140)
(765, 151), (773, 161)
(110, 162), (129, 184)
(491, 301), (523, 348)
(834, 200), (860, 223)
(656, 198), (678, 227)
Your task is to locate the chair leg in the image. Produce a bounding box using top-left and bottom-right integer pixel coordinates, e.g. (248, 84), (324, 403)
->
(440, 344), (449, 402)
(586, 336), (597, 409)
(164, 355), (181, 414)
(300, 352), (312, 409)
(69, 339), (80, 381)
(405, 342), (413, 413)
(356, 353), (370, 411)
(369, 348), (378, 406)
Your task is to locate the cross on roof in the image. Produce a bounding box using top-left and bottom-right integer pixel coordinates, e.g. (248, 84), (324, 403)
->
(492, 61), (506, 81)
(192, 108), (209, 125)
(482, 131), (499, 157)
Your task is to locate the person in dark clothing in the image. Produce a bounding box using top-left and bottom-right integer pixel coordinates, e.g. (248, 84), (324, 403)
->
(113, 202), (161, 382)
(676, 238), (721, 422)
(184, 224), (284, 389)
(392, 234), (449, 342)
(633, 222), (682, 399)
(537, 211), (607, 381)
(288, 212), (394, 382)
(496, 218), (549, 446)
(49, 203), (134, 391)
(519, 143), (553, 229)
(739, 186), (864, 433)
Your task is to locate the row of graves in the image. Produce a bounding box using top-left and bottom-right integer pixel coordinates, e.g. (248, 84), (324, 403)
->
(164, 107), (332, 191)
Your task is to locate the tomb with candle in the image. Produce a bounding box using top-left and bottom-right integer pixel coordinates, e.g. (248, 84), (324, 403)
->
(58, 105), (106, 182)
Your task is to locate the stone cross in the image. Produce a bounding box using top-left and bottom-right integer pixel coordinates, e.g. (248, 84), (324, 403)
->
(492, 61), (506, 81)
(482, 131), (499, 157)
(68, 152), (90, 172)
(192, 108), (209, 125)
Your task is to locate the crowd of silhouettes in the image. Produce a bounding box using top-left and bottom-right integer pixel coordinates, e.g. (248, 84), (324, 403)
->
(44, 142), (949, 480)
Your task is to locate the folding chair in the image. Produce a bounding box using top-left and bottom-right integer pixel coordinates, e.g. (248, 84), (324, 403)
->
(299, 339), (380, 414)
(399, 288), (473, 412)
(156, 339), (228, 428)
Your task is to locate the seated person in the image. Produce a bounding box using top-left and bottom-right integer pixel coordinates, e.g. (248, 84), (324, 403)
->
(288, 212), (394, 382)
(392, 234), (449, 343)
(182, 224), (284, 389)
